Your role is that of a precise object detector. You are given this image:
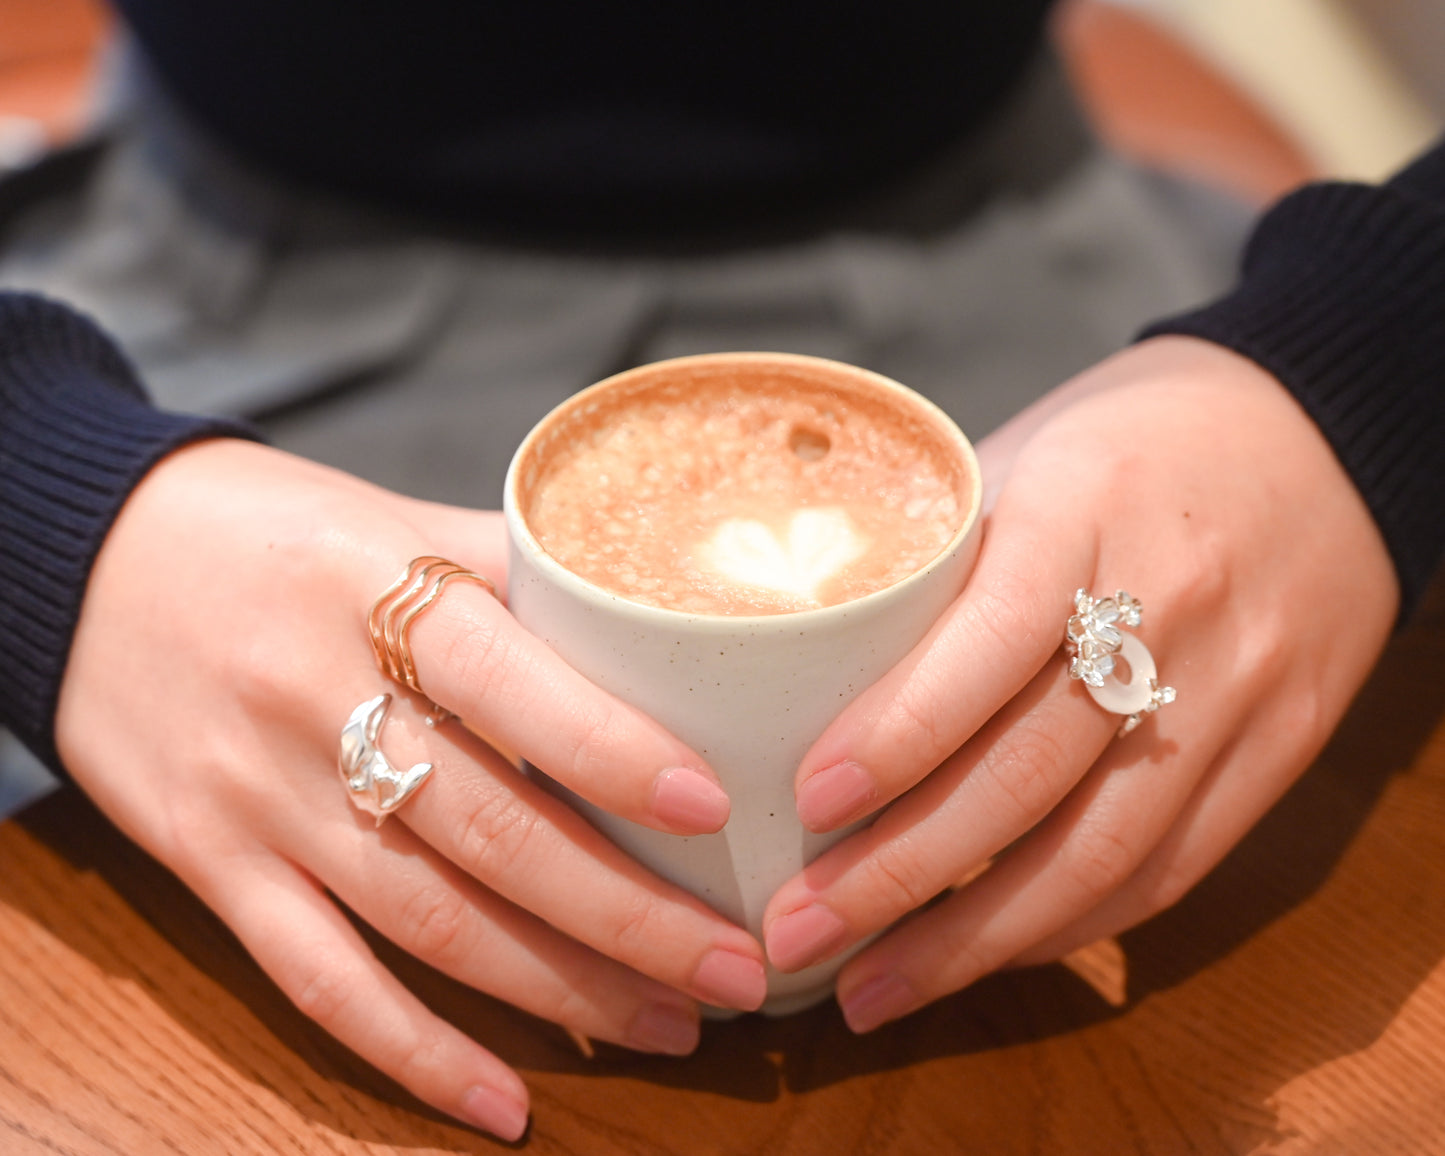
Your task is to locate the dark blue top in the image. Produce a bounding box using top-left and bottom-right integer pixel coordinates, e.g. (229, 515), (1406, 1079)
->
(112, 0), (1053, 234)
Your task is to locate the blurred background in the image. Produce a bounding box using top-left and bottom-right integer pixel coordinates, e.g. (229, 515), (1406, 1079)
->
(2, 0), (1443, 207)
(1054, 0), (1445, 203)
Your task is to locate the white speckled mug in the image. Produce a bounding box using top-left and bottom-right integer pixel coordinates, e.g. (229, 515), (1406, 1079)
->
(503, 352), (982, 1014)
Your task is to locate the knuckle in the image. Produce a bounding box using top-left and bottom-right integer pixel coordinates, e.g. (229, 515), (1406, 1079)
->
(1080, 440), (1139, 500)
(393, 1024), (453, 1091)
(937, 922), (998, 984)
(607, 891), (669, 960)
(1175, 530), (1231, 616)
(546, 980), (603, 1035)
(982, 717), (1075, 826)
(860, 846), (946, 915)
(151, 761), (236, 862)
(1065, 826), (1138, 901)
(438, 609), (517, 708)
(227, 642), (296, 718)
(1239, 617), (1293, 687)
(566, 703), (629, 790)
(972, 559), (1063, 657)
(396, 883), (473, 963)
(456, 790), (545, 882)
(1278, 685), (1328, 751)
(540, 982), (612, 1040)
(885, 677), (952, 764)
(290, 960), (356, 1027)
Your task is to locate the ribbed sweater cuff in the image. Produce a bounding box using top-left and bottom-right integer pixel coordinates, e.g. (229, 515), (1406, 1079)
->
(1140, 177), (1445, 621)
(0, 293), (263, 775)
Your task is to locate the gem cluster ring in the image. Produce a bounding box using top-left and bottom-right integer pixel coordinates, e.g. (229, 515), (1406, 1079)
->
(1065, 588), (1175, 736)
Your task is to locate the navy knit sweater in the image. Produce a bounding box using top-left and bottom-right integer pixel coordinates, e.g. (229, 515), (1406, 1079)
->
(2, 4), (1444, 776)
(0, 297), (261, 771)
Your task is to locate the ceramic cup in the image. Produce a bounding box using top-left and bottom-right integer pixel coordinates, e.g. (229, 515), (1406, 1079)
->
(503, 352), (982, 1014)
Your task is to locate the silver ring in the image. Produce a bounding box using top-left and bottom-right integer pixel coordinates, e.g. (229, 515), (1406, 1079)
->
(1065, 589), (1175, 736)
(338, 694), (435, 825)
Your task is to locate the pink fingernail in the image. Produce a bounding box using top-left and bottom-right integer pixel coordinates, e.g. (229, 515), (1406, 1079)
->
(652, 767), (730, 833)
(692, 949), (767, 1010)
(840, 972), (919, 1033)
(766, 903), (850, 972)
(462, 1084), (530, 1141)
(796, 760), (878, 832)
(626, 1002), (701, 1055)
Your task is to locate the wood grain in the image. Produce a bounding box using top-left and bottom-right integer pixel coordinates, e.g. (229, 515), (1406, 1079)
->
(2, 588), (1441, 1154)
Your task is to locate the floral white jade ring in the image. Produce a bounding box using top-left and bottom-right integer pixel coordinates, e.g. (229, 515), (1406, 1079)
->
(1065, 588), (1175, 736)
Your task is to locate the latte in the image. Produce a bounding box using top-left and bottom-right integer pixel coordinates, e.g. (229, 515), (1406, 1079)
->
(514, 356), (971, 616)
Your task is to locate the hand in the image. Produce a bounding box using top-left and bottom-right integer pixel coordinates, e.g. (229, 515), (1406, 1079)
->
(761, 336), (1398, 1031)
(55, 440), (767, 1139)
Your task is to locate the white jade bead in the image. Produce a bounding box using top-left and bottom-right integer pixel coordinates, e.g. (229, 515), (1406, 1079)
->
(1085, 632), (1158, 717)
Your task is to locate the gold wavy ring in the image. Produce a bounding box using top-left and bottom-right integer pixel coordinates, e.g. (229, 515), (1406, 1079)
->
(368, 555), (497, 725)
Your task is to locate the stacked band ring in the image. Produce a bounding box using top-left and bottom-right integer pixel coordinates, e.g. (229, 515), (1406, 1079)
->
(1065, 588), (1175, 736)
(368, 555), (498, 726)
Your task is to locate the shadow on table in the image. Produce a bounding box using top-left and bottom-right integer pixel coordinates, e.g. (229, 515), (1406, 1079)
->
(584, 578), (1445, 1103)
(13, 580), (1445, 1132)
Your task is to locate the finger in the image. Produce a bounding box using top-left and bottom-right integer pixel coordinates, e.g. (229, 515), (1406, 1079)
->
(305, 811), (703, 1057)
(765, 660), (1114, 973)
(352, 694), (767, 1012)
(1007, 699), (1320, 969)
(400, 504), (510, 579)
(792, 487), (1089, 833)
(201, 852), (532, 1141)
(1000, 566), (1382, 972)
(398, 562), (732, 836)
(831, 702), (1214, 1033)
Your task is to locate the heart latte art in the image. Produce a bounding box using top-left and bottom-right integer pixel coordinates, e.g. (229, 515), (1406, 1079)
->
(702, 509), (868, 602)
(516, 361), (970, 615)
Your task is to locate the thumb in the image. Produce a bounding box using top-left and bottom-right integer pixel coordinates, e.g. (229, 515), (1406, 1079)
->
(398, 499), (510, 588)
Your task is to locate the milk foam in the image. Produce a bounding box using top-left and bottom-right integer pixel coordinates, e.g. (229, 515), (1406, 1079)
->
(519, 363), (969, 615)
(703, 508), (869, 604)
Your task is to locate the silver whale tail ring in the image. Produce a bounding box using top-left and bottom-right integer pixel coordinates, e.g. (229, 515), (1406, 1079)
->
(1065, 588), (1175, 736)
(339, 693), (434, 825)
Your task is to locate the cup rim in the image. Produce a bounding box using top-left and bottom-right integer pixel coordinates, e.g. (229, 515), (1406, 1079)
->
(503, 350), (983, 626)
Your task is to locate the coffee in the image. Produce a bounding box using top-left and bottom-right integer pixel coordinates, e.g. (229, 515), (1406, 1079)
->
(515, 357), (970, 615)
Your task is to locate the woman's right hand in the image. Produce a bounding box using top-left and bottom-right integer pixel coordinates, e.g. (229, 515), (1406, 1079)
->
(54, 438), (766, 1140)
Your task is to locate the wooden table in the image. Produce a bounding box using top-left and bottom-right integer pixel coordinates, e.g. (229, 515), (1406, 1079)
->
(2, 581), (1443, 1156)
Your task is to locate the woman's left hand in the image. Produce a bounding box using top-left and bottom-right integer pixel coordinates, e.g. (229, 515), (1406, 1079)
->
(761, 336), (1399, 1031)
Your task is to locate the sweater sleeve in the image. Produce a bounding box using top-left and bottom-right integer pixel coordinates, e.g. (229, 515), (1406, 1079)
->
(0, 292), (265, 775)
(1139, 136), (1445, 621)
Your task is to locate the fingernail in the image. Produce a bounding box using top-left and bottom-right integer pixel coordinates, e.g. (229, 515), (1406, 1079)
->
(692, 948), (767, 1010)
(626, 1002), (701, 1055)
(462, 1084), (530, 1141)
(796, 760), (879, 832)
(840, 972), (919, 1033)
(652, 767), (731, 832)
(766, 903), (850, 972)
